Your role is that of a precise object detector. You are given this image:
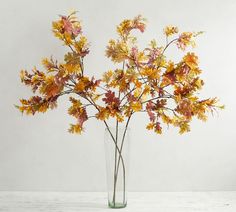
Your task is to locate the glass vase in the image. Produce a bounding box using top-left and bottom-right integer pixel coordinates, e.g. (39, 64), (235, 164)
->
(104, 126), (130, 209)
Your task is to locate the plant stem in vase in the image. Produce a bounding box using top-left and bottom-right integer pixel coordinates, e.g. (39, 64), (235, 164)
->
(104, 126), (130, 208)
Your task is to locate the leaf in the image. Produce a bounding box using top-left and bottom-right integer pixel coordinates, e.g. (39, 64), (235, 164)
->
(164, 26), (178, 37)
(115, 113), (124, 122)
(42, 57), (58, 73)
(16, 96), (52, 115)
(177, 32), (195, 50)
(154, 122), (162, 134)
(179, 121), (190, 134)
(68, 97), (82, 115)
(68, 124), (83, 134)
(73, 36), (90, 57)
(68, 97), (88, 131)
(146, 122), (155, 130)
(105, 40), (129, 63)
(102, 70), (113, 84)
(116, 15), (146, 38)
(183, 52), (199, 69)
(130, 101), (142, 112)
(62, 14), (82, 36)
(161, 113), (172, 125)
(134, 88), (142, 98)
(74, 77), (90, 92)
(102, 90), (120, 106)
(40, 76), (63, 98)
(219, 105), (225, 110)
(146, 101), (156, 122)
(96, 107), (110, 120)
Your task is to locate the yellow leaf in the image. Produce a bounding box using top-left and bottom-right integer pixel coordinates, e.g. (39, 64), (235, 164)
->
(134, 88), (142, 98)
(183, 52), (198, 69)
(195, 78), (204, 89)
(115, 113), (124, 122)
(146, 123), (155, 130)
(219, 105), (225, 110)
(102, 70), (113, 83)
(74, 77), (90, 92)
(20, 70), (26, 82)
(130, 101), (142, 112)
(68, 124), (83, 134)
(38, 103), (48, 113)
(96, 107), (110, 120)
(164, 26), (178, 37)
(179, 122), (190, 134)
(63, 63), (81, 75)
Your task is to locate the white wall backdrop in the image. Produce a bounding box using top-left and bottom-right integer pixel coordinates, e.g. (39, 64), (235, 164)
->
(0, 0), (235, 191)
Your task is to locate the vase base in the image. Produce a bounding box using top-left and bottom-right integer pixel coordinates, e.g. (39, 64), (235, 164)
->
(108, 201), (127, 209)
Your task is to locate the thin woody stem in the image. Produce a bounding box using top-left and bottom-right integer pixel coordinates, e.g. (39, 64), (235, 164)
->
(162, 38), (178, 55)
(141, 95), (173, 104)
(103, 121), (126, 182)
(120, 87), (136, 104)
(112, 89), (121, 205)
(63, 34), (76, 53)
(156, 38), (178, 70)
(115, 114), (132, 204)
(112, 118), (119, 205)
(112, 62), (127, 205)
(114, 88), (145, 205)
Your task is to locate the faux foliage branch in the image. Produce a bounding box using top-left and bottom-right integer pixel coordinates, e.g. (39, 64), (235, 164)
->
(16, 11), (223, 134)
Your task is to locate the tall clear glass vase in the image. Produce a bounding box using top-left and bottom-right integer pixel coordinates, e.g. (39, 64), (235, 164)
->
(104, 126), (130, 209)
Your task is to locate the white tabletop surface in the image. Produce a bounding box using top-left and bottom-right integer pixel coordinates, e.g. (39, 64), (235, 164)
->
(0, 191), (236, 212)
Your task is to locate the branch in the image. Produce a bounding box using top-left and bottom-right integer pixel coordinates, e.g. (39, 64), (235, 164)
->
(141, 95), (172, 104)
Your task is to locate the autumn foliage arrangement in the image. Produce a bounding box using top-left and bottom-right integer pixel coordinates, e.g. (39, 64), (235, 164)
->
(16, 11), (223, 208)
